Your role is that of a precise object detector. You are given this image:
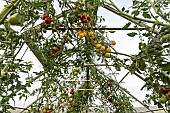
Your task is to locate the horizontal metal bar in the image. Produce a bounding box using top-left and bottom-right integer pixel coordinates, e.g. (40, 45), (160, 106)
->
(76, 89), (94, 91)
(47, 27), (146, 31)
(63, 80), (95, 82)
(67, 64), (118, 67)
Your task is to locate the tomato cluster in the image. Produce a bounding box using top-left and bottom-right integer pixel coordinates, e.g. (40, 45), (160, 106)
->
(158, 87), (170, 103)
(42, 105), (51, 113)
(42, 15), (52, 24)
(70, 89), (75, 95)
(78, 14), (90, 23)
(70, 103), (75, 107)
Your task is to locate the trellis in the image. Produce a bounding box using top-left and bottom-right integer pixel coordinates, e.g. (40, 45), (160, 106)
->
(0, 0), (168, 113)
(20, 7), (151, 113)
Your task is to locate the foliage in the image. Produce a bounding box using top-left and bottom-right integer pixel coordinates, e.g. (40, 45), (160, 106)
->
(0, 0), (170, 113)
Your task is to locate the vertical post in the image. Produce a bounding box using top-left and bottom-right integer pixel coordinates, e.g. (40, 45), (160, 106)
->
(86, 66), (90, 113)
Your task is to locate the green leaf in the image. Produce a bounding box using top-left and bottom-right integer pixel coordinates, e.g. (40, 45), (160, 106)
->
(160, 62), (170, 71)
(122, 7), (125, 12)
(127, 32), (137, 37)
(132, 10), (140, 16)
(122, 22), (131, 29)
(125, 10), (129, 13)
(109, 30), (116, 33)
(142, 12), (151, 18)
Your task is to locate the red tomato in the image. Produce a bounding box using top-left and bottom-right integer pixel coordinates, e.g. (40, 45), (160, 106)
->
(159, 87), (170, 94)
(82, 14), (85, 19)
(167, 91), (170, 98)
(52, 47), (59, 52)
(79, 14), (85, 20)
(51, 53), (55, 57)
(42, 15), (49, 20)
(108, 83), (112, 87)
(64, 90), (67, 93)
(70, 89), (74, 94)
(70, 103), (75, 107)
(107, 98), (112, 102)
(44, 17), (52, 24)
(46, 110), (51, 113)
(87, 15), (90, 20)
(81, 18), (88, 23)
(59, 24), (64, 27)
(58, 105), (62, 109)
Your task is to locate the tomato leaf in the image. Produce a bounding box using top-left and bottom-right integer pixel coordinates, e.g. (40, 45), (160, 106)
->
(127, 32), (137, 37)
(160, 62), (170, 71)
(122, 22), (131, 29)
(109, 30), (116, 33)
(142, 12), (151, 19)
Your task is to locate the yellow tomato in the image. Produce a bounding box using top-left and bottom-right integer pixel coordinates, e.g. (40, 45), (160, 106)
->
(82, 26), (87, 30)
(106, 47), (111, 53)
(100, 46), (105, 51)
(101, 36), (105, 40)
(96, 43), (102, 49)
(77, 31), (82, 35)
(81, 2), (85, 6)
(111, 40), (116, 45)
(91, 40), (97, 45)
(105, 53), (110, 58)
(78, 33), (85, 38)
(88, 31), (94, 37)
(83, 32), (87, 37)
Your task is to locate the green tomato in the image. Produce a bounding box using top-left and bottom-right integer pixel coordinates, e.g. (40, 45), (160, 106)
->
(8, 13), (22, 26)
(66, 37), (72, 42)
(44, 104), (49, 110)
(42, 109), (46, 113)
(162, 34), (170, 43)
(52, 87), (57, 91)
(72, 69), (76, 73)
(63, 34), (68, 38)
(69, 98), (73, 101)
(96, 49), (100, 53)
(158, 96), (167, 103)
(52, 92), (57, 96)
(73, 71), (78, 75)
(75, 67), (80, 72)
(53, 66), (58, 70)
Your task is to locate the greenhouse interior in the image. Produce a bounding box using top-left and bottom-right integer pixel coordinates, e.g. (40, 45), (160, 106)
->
(0, 0), (170, 113)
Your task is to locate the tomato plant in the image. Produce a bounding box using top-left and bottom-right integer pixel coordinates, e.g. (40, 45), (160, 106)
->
(0, 0), (170, 113)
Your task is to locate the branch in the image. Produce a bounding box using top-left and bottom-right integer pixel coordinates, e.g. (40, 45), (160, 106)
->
(102, 5), (160, 34)
(104, 2), (170, 26)
(146, 0), (170, 23)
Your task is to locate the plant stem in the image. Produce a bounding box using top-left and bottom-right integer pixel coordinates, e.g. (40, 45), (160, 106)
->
(105, 2), (170, 26)
(109, 0), (121, 12)
(146, 0), (170, 23)
(111, 51), (132, 58)
(103, 4), (159, 35)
